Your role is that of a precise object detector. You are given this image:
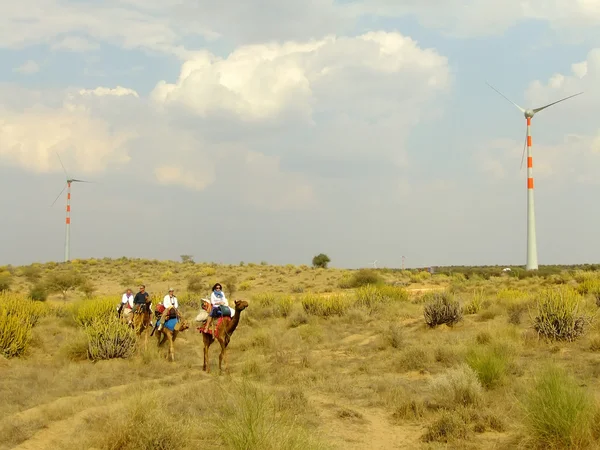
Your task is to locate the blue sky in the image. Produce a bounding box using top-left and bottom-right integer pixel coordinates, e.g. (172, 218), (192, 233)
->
(1, 0), (599, 269)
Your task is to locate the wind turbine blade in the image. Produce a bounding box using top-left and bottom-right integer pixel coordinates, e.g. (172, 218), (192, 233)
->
(50, 183), (67, 207)
(70, 179), (93, 183)
(55, 152), (68, 178)
(520, 125), (527, 171)
(532, 92), (584, 114)
(486, 82), (525, 113)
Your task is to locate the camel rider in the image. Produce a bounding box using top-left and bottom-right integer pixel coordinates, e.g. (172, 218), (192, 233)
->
(133, 284), (150, 314)
(119, 288), (135, 324)
(204, 283), (233, 331)
(158, 288), (179, 331)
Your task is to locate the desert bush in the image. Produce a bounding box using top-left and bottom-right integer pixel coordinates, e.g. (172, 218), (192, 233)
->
(355, 284), (409, 309)
(532, 286), (591, 342)
(239, 281), (252, 291)
(79, 279), (96, 298)
(339, 269), (382, 289)
(507, 302), (528, 325)
(0, 271), (12, 291)
(216, 381), (325, 450)
(430, 364), (483, 409)
(383, 323), (405, 349)
(187, 274), (204, 294)
(464, 288), (484, 314)
(85, 317), (137, 361)
(465, 344), (511, 389)
(202, 267), (216, 277)
(522, 364), (598, 449)
(424, 292), (463, 328)
(28, 282), (48, 301)
(73, 297), (119, 327)
(301, 293), (352, 316)
(410, 271), (432, 283)
(0, 293), (48, 358)
(422, 410), (469, 443)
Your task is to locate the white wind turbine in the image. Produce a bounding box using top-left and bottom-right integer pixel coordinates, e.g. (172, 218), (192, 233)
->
(486, 82), (583, 270)
(370, 260), (378, 269)
(50, 152), (94, 262)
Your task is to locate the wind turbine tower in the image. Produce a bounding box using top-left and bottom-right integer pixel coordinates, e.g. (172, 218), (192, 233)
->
(486, 83), (583, 270)
(51, 154), (92, 262)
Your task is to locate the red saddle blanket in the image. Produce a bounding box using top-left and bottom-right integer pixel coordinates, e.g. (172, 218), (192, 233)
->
(197, 316), (230, 335)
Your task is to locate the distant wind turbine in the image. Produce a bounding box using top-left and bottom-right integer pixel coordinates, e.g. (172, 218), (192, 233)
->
(370, 260), (378, 269)
(486, 82), (583, 271)
(50, 153), (93, 262)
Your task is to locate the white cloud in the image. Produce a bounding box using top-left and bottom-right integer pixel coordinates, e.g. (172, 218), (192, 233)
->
(151, 31), (450, 122)
(357, 0), (600, 37)
(13, 60), (40, 74)
(50, 36), (100, 52)
(78, 86), (139, 98)
(0, 101), (134, 174)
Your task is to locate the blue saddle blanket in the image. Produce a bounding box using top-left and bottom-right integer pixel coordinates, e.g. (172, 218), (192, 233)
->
(155, 317), (179, 331)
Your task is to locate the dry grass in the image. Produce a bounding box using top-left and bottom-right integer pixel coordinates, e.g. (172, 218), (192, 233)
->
(3, 259), (600, 449)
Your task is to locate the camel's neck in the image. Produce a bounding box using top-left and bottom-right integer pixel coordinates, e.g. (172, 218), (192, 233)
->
(227, 309), (243, 334)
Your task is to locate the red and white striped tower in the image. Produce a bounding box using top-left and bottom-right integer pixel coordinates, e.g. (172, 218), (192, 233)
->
(525, 114), (537, 270)
(487, 82), (583, 270)
(65, 181), (72, 262)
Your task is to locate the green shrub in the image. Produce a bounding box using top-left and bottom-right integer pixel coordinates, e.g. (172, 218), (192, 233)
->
(522, 364), (597, 449)
(0, 271), (12, 291)
(301, 293), (352, 316)
(464, 289), (484, 314)
(532, 287), (590, 342)
(424, 292), (463, 328)
(0, 292), (49, 357)
(28, 282), (48, 301)
(430, 364), (483, 408)
(465, 345), (511, 389)
(338, 269), (383, 289)
(187, 274), (204, 294)
(355, 284), (409, 308)
(73, 297), (119, 327)
(85, 318), (137, 361)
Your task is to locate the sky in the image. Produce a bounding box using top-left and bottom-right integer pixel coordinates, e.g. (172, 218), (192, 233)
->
(1, 0), (600, 269)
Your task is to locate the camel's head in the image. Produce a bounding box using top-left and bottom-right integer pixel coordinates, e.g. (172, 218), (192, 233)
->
(174, 319), (189, 332)
(234, 300), (249, 311)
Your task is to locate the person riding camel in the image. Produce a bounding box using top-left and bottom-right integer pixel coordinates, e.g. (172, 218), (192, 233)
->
(133, 285), (150, 314)
(119, 288), (135, 324)
(157, 288), (179, 331)
(204, 283), (231, 332)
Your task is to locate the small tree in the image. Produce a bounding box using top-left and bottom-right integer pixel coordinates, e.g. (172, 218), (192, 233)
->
(312, 253), (331, 269)
(46, 270), (84, 300)
(180, 255), (195, 264)
(80, 279), (97, 298)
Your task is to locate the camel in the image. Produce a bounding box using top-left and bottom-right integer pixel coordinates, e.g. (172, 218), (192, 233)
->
(200, 299), (249, 374)
(131, 299), (153, 350)
(155, 317), (189, 361)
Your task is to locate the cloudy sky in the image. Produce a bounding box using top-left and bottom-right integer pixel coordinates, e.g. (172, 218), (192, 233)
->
(1, 0), (599, 269)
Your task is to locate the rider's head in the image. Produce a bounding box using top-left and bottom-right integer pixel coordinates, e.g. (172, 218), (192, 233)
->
(139, 285), (145, 292)
(212, 283), (222, 292)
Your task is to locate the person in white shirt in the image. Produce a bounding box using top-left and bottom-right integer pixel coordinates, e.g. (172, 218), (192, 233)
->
(119, 288), (135, 324)
(158, 288), (179, 330)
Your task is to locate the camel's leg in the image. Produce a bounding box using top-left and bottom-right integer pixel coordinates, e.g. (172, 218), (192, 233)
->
(218, 342), (226, 374)
(167, 332), (174, 362)
(203, 335), (211, 373)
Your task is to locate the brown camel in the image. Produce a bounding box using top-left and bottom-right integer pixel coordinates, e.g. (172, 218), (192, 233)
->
(156, 318), (190, 361)
(200, 299), (249, 374)
(131, 299), (153, 350)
